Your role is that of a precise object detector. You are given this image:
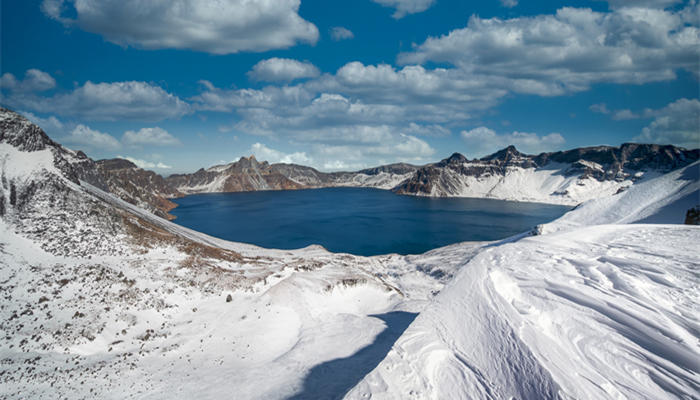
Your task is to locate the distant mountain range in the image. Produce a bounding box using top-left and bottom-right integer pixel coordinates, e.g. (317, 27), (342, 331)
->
(103, 143), (698, 220)
(2, 107), (698, 220)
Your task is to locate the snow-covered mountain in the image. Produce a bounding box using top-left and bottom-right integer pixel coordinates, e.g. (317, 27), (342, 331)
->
(1, 107), (698, 399)
(394, 144), (699, 205)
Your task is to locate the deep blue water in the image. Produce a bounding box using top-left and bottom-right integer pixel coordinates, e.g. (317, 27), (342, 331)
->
(170, 188), (570, 256)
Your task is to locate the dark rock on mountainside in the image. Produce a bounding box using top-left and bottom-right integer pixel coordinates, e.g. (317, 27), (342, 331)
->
(0, 108), (58, 152)
(685, 206), (700, 225)
(96, 158), (184, 220)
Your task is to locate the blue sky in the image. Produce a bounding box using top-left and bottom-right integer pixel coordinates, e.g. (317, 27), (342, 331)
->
(1, 0), (698, 173)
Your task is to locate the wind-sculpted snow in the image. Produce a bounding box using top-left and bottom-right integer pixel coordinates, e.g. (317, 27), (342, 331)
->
(348, 224), (700, 399)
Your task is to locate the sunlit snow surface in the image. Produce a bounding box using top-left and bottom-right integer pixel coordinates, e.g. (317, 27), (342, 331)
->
(0, 133), (698, 399)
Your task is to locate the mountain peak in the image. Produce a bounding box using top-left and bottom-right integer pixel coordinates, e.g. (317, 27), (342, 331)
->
(0, 107), (57, 152)
(481, 145), (524, 161)
(438, 152), (468, 166)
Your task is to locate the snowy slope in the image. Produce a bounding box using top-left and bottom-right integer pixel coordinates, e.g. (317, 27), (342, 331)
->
(542, 160), (699, 233)
(406, 162), (643, 205)
(348, 224), (699, 399)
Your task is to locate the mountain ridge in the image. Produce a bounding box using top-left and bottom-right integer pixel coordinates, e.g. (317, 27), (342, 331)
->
(3, 107), (698, 218)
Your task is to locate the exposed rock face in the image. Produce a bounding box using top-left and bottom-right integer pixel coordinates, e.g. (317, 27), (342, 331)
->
(0, 108), (58, 151)
(167, 155), (305, 193)
(96, 158), (184, 220)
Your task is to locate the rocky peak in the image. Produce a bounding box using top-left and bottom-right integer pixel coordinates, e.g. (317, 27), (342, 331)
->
(482, 145), (523, 161)
(0, 107), (58, 152)
(481, 146), (538, 168)
(437, 153), (468, 167)
(97, 158), (139, 171)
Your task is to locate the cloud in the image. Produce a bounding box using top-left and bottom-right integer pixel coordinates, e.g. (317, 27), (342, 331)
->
(461, 126), (566, 156)
(634, 98), (700, 149)
(371, 0), (436, 18)
(0, 69), (56, 92)
(330, 27), (354, 41)
(4, 73), (190, 121)
(118, 156), (172, 170)
(122, 127), (181, 146)
(399, 5), (700, 93)
(248, 58), (320, 82)
(309, 130), (435, 170)
(62, 124), (122, 150)
(41, 0), (318, 54)
(249, 143), (311, 164)
(500, 0), (518, 8)
(590, 103), (610, 114)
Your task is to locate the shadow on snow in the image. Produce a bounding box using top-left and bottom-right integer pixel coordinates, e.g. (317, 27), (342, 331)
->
(287, 311), (418, 400)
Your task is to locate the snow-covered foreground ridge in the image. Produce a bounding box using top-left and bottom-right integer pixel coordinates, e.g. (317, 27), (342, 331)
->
(350, 223), (700, 399)
(0, 107), (698, 399)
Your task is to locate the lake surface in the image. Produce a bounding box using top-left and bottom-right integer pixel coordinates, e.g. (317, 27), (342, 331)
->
(171, 188), (570, 256)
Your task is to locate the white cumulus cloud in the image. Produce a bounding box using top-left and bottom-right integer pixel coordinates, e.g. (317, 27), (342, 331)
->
(41, 0), (318, 54)
(0, 69), (56, 92)
(399, 5), (700, 93)
(4, 73), (190, 121)
(248, 58), (320, 82)
(634, 98), (700, 149)
(62, 124), (122, 150)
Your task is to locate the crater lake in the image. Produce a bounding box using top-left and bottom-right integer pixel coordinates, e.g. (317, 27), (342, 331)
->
(170, 187), (571, 256)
